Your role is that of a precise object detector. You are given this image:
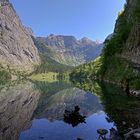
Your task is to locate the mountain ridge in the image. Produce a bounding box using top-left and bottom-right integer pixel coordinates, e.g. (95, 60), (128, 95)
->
(34, 34), (103, 66)
(0, 0), (103, 76)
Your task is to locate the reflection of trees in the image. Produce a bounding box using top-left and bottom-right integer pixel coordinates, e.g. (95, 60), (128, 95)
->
(73, 80), (140, 135)
(100, 83), (140, 134)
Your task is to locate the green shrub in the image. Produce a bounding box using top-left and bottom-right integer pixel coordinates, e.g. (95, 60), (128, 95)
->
(0, 69), (11, 84)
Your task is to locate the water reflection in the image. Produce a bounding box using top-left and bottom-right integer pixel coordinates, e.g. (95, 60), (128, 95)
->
(37, 87), (103, 121)
(0, 80), (139, 140)
(0, 82), (40, 140)
(73, 80), (140, 136)
(19, 82), (115, 140)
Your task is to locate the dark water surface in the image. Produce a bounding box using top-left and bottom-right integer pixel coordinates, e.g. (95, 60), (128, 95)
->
(0, 81), (139, 140)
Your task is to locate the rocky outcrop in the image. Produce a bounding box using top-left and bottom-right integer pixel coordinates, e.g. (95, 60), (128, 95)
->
(122, 24), (140, 65)
(101, 0), (140, 86)
(35, 34), (103, 66)
(0, 0), (40, 72)
(0, 82), (40, 140)
(119, 0), (140, 66)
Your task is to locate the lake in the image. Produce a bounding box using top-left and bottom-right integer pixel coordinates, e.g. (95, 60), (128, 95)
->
(0, 81), (139, 140)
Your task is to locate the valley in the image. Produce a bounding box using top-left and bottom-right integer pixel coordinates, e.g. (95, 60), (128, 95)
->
(0, 0), (140, 140)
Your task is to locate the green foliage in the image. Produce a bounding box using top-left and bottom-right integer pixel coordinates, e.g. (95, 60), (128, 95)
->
(101, 57), (135, 80)
(130, 78), (140, 90)
(70, 0), (140, 90)
(104, 11), (130, 57)
(133, 0), (140, 21)
(34, 54), (73, 73)
(103, 0), (140, 58)
(0, 66), (11, 85)
(70, 57), (103, 81)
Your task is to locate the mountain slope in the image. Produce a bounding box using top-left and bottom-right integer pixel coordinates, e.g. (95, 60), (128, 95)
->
(70, 0), (140, 89)
(0, 0), (40, 72)
(34, 34), (103, 66)
(33, 37), (73, 73)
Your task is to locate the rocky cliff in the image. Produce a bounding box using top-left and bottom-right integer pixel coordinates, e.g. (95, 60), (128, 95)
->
(97, 0), (140, 87)
(0, 0), (40, 72)
(70, 0), (140, 89)
(102, 0), (140, 85)
(112, 0), (140, 65)
(34, 34), (103, 66)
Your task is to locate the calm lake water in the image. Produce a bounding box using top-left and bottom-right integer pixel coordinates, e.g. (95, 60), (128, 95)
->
(0, 81), (140, 140)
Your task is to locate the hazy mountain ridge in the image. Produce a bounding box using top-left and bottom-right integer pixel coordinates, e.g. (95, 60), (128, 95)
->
(35, 34), (103, 66)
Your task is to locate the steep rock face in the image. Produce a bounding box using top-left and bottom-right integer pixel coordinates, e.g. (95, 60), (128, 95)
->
(35, 34), (103, 66)
(103, 0), (140, 86)
(119, 0), (140, 65)
(0, 0), (40, 72)
(0, 82), (40, 140)
(123, 24), (140, 65)
(70, 0), (140, 89)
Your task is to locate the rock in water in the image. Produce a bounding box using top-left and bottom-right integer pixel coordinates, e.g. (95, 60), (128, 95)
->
(0, 0), (40, 72)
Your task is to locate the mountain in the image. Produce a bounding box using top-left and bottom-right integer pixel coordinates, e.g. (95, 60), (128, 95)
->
(70, 0), (140, 90)
(34, 34), (103, 66)
(0, 0), (103, 75)
(0, 0), (40, 72)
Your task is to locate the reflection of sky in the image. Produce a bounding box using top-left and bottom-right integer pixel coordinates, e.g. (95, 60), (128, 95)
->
(35, 87), (103, 121)
(19, 86), (116, 140)
(19, 112), (115, 140)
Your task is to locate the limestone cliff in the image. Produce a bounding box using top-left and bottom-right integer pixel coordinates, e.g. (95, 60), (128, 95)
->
(35, 34), (103, 66)
(116, 0), (140, 66)
(0, 0), (40, 72)
(101, 0), (140, 86)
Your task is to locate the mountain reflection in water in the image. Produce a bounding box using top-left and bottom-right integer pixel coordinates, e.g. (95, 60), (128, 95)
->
(37, 87), (103, 121)
(19, 81), (115, 140)
(0, 82), (40, 140)
(0, 81), (139, 140)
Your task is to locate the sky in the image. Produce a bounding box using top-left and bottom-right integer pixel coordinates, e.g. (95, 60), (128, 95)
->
(10, 0), (126, 41)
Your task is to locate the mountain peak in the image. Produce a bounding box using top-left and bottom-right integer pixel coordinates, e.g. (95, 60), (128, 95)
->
(80, 37), (93, 44)
(35, 35), (103, 66)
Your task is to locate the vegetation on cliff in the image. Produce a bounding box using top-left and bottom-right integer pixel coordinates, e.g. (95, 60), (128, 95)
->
(33, 54), (73, 73)
(0, 65), (11, 85)
(70, 0), (140, 90)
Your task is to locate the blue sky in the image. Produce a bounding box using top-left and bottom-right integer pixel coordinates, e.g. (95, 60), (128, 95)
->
(10, 0), (126, 41)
